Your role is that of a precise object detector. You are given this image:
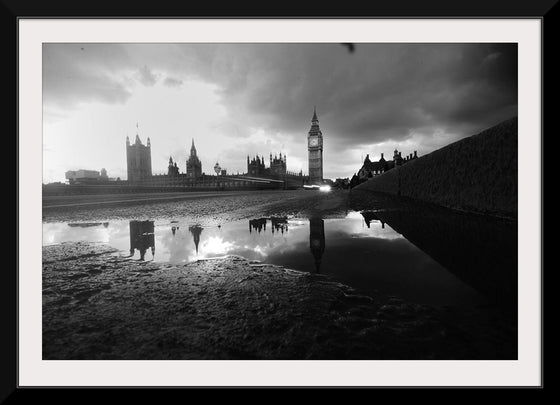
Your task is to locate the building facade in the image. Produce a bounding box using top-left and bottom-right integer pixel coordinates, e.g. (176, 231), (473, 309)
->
(168, 157), (180, 176)
(269, 153), (287, 176)
(246, 153), (288, 177)
(247, 155), (265, 176)
(307, 107), (323, 184)
(186, 139), (202, 178)
(126, 133), (152, 183)
(120, 129), (304, 190)
(350, 149), (418, 188)
(65, 169), (101, 184)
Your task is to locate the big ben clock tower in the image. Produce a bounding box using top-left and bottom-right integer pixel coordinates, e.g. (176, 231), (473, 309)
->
(307, 107), (323, 184)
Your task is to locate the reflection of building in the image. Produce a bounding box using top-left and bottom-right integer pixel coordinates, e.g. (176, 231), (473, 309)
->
(307, 107), (324, 184)
(126, 124), (152, 183)
(129, 220), (155, 260)
(186, 139), (202, 178)
(271, 217), (288, 234)
(189, 225), (203, 254)
(361, 211), (385, 229)
(249, 217), (289, 234)
(309, 218), (325, 273)
(249, 218), (267, 233)
(68, 222), (109, 228)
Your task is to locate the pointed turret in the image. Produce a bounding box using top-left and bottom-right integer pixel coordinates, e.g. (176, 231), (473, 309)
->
(126, 135), (130, 146)
(190, 138), (197, 156)
(189, 225), (203, 255)
(147, 137), (151, 147)
(135, 122), (141, 144)
(308, 106), (322, 138)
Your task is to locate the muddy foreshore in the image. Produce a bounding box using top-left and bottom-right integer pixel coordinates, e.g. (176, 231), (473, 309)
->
(43, 190), (516, 359)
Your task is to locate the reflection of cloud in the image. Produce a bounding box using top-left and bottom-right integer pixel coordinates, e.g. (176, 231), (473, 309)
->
(42, 221), (131, 251)
(242, 244), (268, 258)
(43, 213), (405, 266)
(200, 236), (234, 256)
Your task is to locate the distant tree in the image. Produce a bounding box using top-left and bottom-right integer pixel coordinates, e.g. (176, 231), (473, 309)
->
(333, 177), (350, 189)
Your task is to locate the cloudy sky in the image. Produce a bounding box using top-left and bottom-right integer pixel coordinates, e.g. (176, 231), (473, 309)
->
(43, 43), (517, 183)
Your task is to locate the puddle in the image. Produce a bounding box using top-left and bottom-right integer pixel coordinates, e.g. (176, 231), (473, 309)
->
(42, 211), (503, 308)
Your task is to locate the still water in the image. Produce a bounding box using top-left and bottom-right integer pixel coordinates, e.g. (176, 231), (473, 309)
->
(43, 209), (516, 311)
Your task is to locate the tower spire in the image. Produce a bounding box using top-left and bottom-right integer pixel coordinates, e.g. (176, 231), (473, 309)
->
(190, 138), (196, 156)
(135, 122), (141, 144)
(312, 106), (318, 122)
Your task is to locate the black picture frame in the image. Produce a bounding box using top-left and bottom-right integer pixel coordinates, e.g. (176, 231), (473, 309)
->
(6, 0), (553, 395)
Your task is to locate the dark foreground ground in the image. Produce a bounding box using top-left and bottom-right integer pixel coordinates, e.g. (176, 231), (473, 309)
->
(43, 190), (516, 359)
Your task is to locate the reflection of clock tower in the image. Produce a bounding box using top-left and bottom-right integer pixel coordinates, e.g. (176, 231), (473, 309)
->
(307, 107), (323, 184)
(309, 217), (325, 273)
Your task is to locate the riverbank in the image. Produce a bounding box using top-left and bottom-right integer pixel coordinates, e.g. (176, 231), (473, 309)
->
(42, 189), (516, 359)
(43, 242), (516, 360)
(42, 189), (350, 223)
(353, 117), (518, 218)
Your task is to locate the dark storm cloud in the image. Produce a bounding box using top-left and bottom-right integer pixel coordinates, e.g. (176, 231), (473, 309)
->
(212, 43), (517, 145)
(163, 43), (517, 154)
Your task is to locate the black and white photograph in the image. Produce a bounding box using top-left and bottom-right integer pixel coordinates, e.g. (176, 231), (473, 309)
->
(14, 17), (543, 388)
(41, 41), (519, 360)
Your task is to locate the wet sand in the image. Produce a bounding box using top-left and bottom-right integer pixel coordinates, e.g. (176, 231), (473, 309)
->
(42, 190), (516, 359)
(42, 190), (349, 224)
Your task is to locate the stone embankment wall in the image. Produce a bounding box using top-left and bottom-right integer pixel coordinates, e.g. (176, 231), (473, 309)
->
(353, 117), (518, 218)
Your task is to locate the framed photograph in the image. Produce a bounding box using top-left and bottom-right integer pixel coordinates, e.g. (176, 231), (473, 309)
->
(10, 2), (548, 392)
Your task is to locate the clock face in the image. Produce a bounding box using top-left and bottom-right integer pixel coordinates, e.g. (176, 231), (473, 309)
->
(309, 137), (318, 147)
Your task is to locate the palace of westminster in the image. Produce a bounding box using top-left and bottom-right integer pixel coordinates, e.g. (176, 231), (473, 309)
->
(64, 107), (417, 189)
(123, 108), (325, 188)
